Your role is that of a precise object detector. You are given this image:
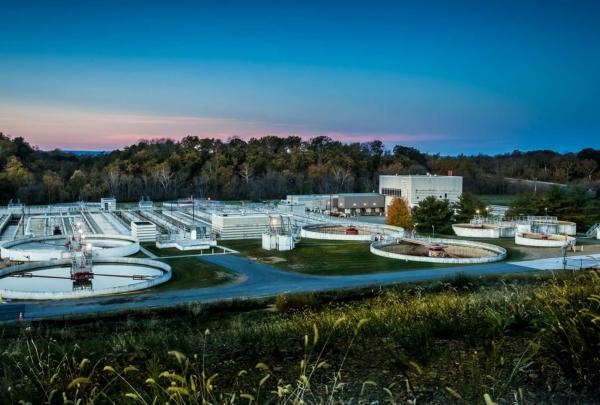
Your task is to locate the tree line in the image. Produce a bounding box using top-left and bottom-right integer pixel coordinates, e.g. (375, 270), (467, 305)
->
(0, 132), (599, 206)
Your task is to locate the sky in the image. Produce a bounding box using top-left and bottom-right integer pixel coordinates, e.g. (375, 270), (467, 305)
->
(0, 0), (599, 154)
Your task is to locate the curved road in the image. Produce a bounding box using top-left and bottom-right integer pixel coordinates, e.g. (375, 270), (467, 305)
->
(0, 255), (539, 322)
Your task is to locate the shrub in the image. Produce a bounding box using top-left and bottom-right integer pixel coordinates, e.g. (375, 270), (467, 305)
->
(536, 272), (600, 386)
(275, 293), (320, 313)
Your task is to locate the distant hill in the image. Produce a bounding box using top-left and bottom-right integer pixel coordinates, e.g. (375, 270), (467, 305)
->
(0, 132), (598, 205)
(62, 150), (108, 156)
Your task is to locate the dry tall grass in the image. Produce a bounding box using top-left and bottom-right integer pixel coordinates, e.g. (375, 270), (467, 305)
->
(1, 271), (598, 403)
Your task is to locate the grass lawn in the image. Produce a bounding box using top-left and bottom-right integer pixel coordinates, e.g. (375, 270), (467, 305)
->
(219, 239), (454, 275)
(152, 256), (236, 291)
(127, 250), (150, 258)
(141, 243), (229, 257)
(476, 194), (517, 206)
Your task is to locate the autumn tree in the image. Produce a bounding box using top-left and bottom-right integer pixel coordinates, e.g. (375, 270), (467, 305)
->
(67, 169), (86, 200)
(386, 197), (414, 230)
(0, 156), (31, 198)
(42, 171), (65, 202)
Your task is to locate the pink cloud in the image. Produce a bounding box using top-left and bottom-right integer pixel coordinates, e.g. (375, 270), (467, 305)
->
(0, 104), (448, 150)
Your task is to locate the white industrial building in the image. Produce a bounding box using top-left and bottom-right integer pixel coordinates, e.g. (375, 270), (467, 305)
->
(131, 221), (157, 242)
(211, 212), (294, 240)
(100, 197), (117, 212)
(337, 193), (385, 216)
(379, 174), (463, 209)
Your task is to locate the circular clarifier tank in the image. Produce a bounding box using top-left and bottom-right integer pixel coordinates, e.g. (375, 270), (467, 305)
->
(0, 258), (171, 300)
(301, 223), (403, 241)
(515, 232), (576, 248)
(0, 234), (140, 262)
(370, 236), (506, 264)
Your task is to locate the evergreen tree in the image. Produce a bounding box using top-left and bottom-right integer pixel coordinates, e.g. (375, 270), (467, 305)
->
(507, 186), (600, 229)
(386, 197), (414, 230)
(412, 196), (454, 234)
(453, 192), (487, 223)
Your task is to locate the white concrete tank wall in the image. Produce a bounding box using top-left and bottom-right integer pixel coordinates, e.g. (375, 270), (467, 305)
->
(533, 223), (559, 235)
(557, 222), (577, 236)
(0, 257), (171, 300)
(498, 226), (517, 237)
(277, 235), (294, 251)
(0, 234), (140, 262)
(261, 233), (277, 250)
(515, 233), (576, 248)
(452, 224), (501, 238)
(301, 223), (403, 241)
(515, 233), (576, 247)
(301, 228), (372, 241)
(370, 237), (506, 264)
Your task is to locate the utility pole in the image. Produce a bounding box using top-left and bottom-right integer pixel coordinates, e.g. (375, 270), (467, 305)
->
(21, 205), (25, 236)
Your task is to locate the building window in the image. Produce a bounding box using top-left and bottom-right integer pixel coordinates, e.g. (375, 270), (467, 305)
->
(381, 187), (402, 197)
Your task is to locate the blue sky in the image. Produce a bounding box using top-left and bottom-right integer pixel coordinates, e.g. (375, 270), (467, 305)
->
(0, 0), (598, 153)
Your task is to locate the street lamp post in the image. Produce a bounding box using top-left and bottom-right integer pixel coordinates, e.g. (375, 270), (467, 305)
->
(432, 224), (435, 238)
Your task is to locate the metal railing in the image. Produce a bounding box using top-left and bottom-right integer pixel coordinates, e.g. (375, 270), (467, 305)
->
(586, 223), (600, 238)
(471, 215), (560, 226)
(563, 255), (600, 270)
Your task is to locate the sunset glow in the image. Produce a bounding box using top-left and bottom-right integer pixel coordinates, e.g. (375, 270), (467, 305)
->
(1, 0), (599, 153)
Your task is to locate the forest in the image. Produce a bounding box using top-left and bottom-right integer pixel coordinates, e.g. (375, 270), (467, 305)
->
(0, 132), (598, 204)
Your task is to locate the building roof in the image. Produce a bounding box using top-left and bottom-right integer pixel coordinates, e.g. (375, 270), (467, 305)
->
(379, 174), (462, 179)
(337, 192), (381, 197)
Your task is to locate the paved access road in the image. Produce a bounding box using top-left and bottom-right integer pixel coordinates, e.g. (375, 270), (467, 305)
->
(0, 255), (548, 323)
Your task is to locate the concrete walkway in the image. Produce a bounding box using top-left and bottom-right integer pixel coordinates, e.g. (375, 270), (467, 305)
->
(0, 253), (591, 323)
(510, 253), (600, 270)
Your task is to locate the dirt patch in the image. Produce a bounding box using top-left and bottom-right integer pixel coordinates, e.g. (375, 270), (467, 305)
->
(262, 256), (287, 264)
